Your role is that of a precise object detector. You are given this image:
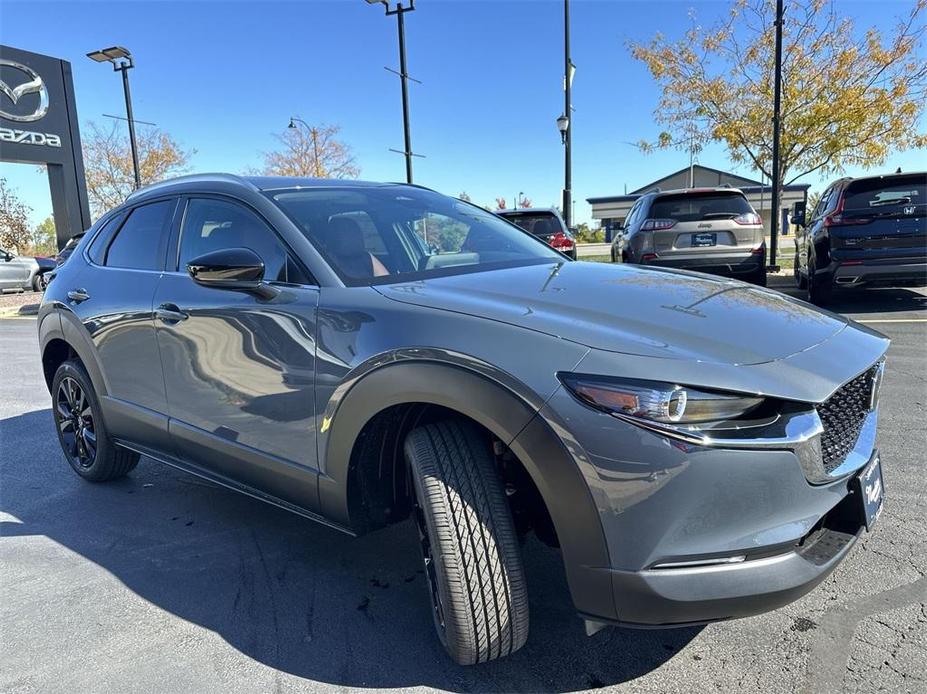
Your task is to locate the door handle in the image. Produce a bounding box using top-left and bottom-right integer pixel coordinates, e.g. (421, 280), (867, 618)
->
(155, 303), (188, 323)
(67, 288), (90, 303)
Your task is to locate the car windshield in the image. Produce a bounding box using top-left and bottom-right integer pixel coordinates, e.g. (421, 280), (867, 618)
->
(650, 192), (754, 222)
(842, 174), (926, 211)
(498, 212), (564, 237)
(270, 186), (562, 285)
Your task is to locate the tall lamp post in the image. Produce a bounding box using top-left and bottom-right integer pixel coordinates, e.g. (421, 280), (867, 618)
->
(366, 0), (416, 184)
(288, 117), (323, 177)
(560, 0), (573, 229)
(768, 0), (784, 271)
(87, 46), (141, 190)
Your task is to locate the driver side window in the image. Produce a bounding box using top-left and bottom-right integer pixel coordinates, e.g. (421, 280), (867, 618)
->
(178, 198), (307, 284)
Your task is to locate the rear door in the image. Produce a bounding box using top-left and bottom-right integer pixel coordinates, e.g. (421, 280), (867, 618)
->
(828, 174), (927, 263)
(77, 198), (177, 449)
(647, 192), (762, 256)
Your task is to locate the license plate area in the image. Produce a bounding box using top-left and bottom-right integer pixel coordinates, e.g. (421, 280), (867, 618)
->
(854, 452), (884, 531)
(692, 232), (717, 247)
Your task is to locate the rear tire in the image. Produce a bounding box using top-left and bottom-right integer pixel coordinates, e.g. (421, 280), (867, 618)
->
(51, 360), (139, 482)
(794, 251), (808, 289)
(404, 419), (529, 665)
(807, 265), (834, 305)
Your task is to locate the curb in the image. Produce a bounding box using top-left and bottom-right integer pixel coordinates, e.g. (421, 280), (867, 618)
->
(0, 304), (39, 319)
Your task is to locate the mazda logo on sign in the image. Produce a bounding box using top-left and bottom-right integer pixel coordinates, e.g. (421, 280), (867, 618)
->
(0, 59), (49, 122)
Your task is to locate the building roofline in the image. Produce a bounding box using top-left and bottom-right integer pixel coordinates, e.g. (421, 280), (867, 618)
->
(630, 163), (765, 194)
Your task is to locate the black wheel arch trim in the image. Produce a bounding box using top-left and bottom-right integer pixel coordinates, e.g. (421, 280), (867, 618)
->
(318, 352), (618, 621)
(39, 307), (110, 399)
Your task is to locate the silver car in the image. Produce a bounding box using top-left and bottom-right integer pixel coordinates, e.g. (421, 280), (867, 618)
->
(0, 248), (48, 292)
(615, 187), (767, 285)
(39, 175), (888, 665)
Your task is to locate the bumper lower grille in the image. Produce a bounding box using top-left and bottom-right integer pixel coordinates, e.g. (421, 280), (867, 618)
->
(816, 365), (879, 473)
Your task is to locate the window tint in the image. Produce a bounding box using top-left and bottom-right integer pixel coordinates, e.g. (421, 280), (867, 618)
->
(179, 198), (308, 284)
(498, 212), (563, 238)
(650, 193), (753, 222)
(842, 174), (926, 211)
(88, 213), (125, 265)
(271, 187), (560, 286)
(105, 200), (174, 270)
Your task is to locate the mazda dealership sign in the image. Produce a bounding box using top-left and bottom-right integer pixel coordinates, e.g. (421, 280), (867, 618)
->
(0, 46), (91, 249)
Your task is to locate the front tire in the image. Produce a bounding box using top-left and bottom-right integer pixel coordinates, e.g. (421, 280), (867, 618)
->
(52, 360), (139, 481)
(404, 419), (529, 665)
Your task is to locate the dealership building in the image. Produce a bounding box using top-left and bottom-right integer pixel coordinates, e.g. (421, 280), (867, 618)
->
(587, 164), (810, 238)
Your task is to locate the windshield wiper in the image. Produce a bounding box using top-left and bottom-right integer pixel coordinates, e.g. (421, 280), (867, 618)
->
(870, 196), (911, 207)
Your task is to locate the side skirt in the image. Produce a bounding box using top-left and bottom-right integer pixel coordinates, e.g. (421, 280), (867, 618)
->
(113, 438), (356, 538)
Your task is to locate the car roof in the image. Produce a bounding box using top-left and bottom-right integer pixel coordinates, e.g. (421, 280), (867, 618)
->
(496, 208), (559, 215)
(834, 171), (927, 187)
(650, 186), (747, 199)
(125, 173), (431, 203)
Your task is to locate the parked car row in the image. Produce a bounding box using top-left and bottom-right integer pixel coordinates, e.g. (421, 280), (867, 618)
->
(608, 170), (926, 304)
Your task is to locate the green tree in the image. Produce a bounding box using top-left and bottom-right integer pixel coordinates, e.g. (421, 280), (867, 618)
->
(31, 216), (57, 256)
(0, 178), (32, 253)
(630, 0), (927, 195)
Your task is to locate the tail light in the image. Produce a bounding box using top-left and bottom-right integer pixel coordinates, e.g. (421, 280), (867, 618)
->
(549, 232), (574, 250)
(640, 218), (677, 231)
(641, 253), (659, 262)
(824, 196), (870, 227)
(733, 212), (762, 225)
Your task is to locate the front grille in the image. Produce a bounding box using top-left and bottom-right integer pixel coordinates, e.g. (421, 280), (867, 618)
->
(816, 365), (879, 473)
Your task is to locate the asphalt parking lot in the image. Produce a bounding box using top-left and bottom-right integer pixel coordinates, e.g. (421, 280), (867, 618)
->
(1, 277), (925, 694)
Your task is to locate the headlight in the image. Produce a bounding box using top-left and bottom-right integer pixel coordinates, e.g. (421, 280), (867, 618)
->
(558, 374), (764, 425)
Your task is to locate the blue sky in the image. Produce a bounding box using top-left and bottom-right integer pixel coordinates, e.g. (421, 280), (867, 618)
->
(1, 0), (924, 228)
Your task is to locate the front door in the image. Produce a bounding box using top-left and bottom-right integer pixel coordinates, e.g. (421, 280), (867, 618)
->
(153, 196), (321, 511)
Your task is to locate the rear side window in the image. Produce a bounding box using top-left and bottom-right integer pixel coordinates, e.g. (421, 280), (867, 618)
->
(842, 175), (926, 212)
(650, 193), (753, 222)
(105, 200), (175, 270)
(87, 213), (125, 265)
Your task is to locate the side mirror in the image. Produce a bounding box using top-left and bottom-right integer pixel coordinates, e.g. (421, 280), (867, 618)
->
(790, 201), (807, 228)
(187, 247), (276, 298)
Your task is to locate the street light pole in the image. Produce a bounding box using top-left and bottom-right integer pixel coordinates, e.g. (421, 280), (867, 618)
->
(87, 46), (141, 190)
(563, 0), (573, 229)
(288, 117), (323, 177)
(367, 0), (416, 184)
(768, 0), (784, 271)
(119, 62), (141, 190)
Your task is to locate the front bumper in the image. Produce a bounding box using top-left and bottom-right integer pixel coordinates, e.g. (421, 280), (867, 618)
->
(601, 475), (865, 626)
(537, 378), (879, 627)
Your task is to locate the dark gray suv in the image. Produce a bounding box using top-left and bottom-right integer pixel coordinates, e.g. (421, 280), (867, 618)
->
(39, 174), (888, 665)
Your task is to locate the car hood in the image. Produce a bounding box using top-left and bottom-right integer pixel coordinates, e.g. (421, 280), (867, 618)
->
(374, 261), (849, 365)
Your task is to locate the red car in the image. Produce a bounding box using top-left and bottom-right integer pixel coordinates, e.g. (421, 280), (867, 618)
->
(497, 208), (577, 259)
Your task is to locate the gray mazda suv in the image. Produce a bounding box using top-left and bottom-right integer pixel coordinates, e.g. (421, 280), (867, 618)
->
(39, 175), (888, 665)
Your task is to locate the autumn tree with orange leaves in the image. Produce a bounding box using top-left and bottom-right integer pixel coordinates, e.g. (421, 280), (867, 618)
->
(83, 121), (194, 217)
(629, 0), (927, 194)
(262, 120), (360, 179)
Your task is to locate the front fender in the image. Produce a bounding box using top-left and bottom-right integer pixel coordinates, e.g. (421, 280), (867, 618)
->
(316, 354), (617, 622)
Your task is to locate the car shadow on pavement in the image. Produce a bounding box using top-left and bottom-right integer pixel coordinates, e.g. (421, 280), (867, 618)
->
(1, 408), (700, 693)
